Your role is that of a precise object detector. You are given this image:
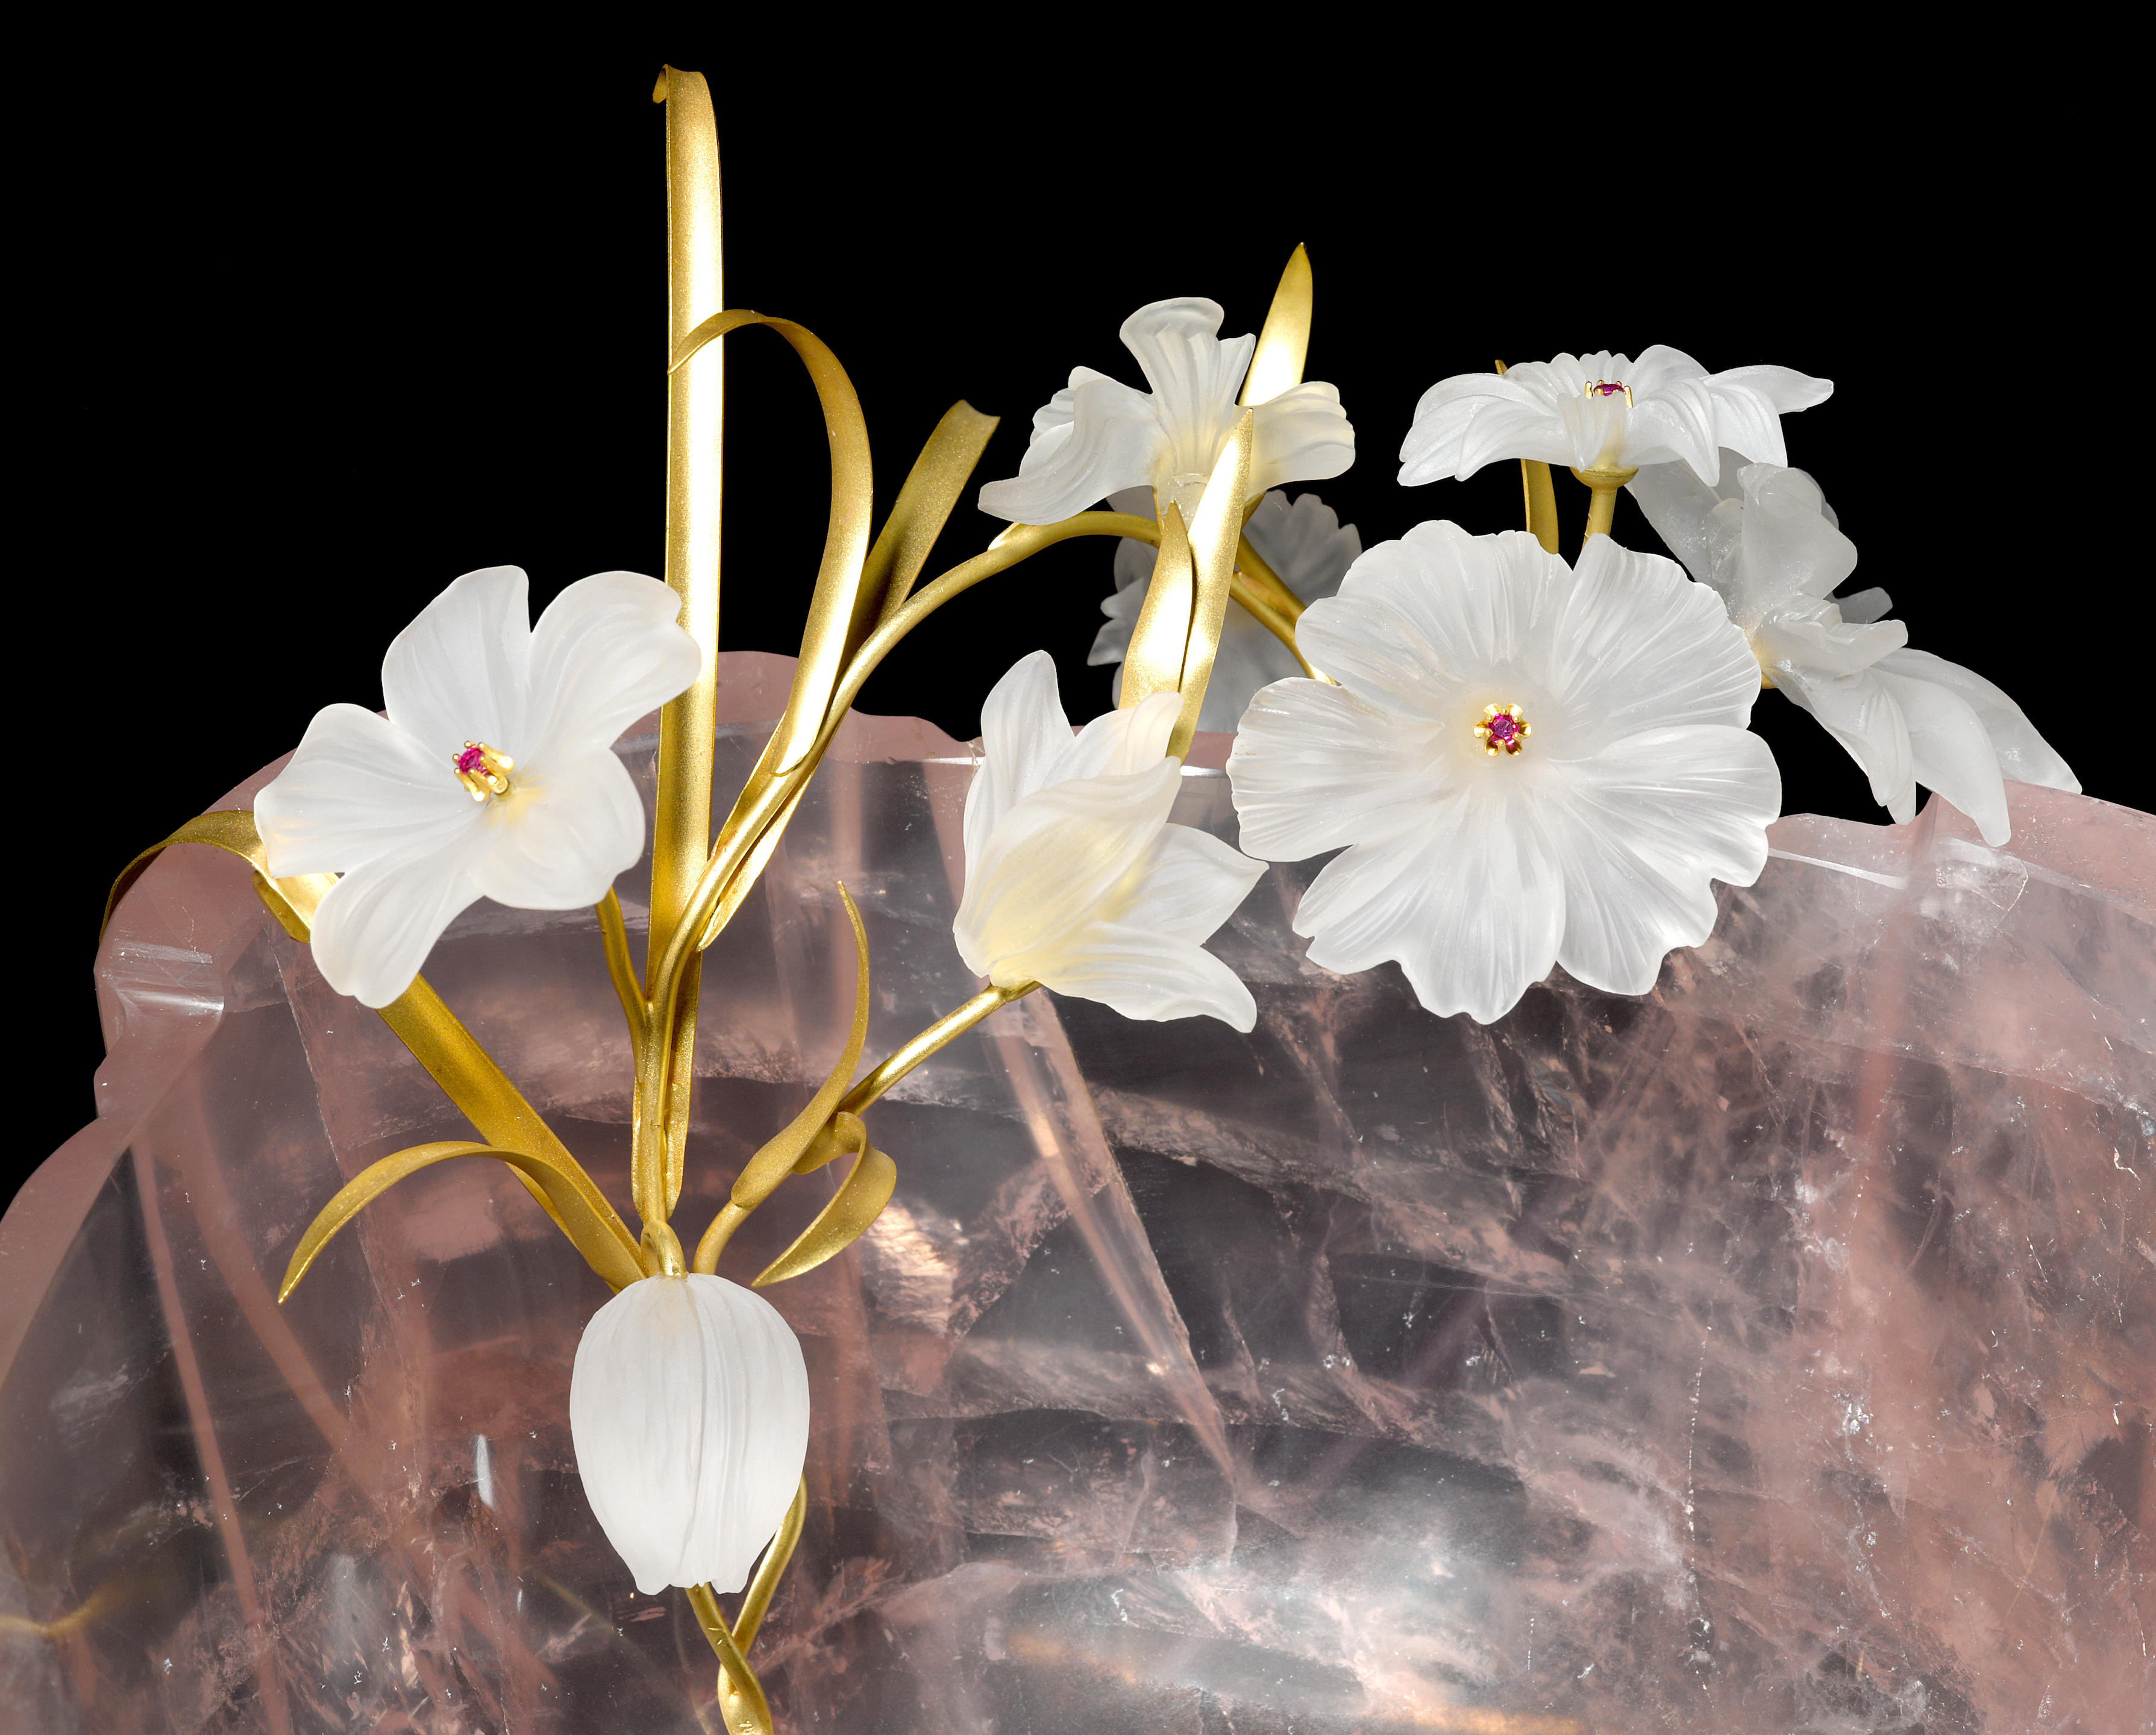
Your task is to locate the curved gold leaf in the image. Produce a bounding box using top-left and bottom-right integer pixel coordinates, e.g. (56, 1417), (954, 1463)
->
(1240, 243), (1312, 408)
(725, 884), (871, 1215)
(669, 310), (874, 778)
(1167, 410), (1255, 758)
(865, 401), (1001, 633)
(1118, 501), (1194, 713)
(753, 1120), (896, 1287)
(279, 1140), (644, 1301)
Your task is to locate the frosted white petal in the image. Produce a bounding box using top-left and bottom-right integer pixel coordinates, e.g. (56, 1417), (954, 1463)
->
(1249, 381), (1355, 493)
(977, 370), (1161, 524)
(471, 748), (648, 909)
(964, 651), (1071, 869)
(1294, 791), (1565, 1025)
(1623, 377), (1723, 480)
(307, 835), (485, 1009)
(381, 566), (531, 763)
(1026, 921), (1258, 1030)
(955, 759), (1182, 983)
(1119, 299), (1247, 477)
(1873, 648), (2079, 794)
(525, 571), (703, 770)
(1117, 823), (1266, 942)
(1776, 664), (1915, 814)
(1545, 725), (1781, 995)
(1869, 660), (2013, 845)
(569, 1275), (810, 1596)
(1229, 678), (1440, 857)
(255, 702), (475, 878)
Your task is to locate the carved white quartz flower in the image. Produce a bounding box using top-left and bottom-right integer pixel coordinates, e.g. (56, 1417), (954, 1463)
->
(1089, 487), (1362, 733)
(1629, 455), (2078, 846)
(954, 651), (1264, 1028)
(1228, 525), (1781, 1024)
(1399, 348), (1831, 487)
(570, 1274), (810, 1595)
(255, 566), (701, 1008)
(977, 297), (1353, 527)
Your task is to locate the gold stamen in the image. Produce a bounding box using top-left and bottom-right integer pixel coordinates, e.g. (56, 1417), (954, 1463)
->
(454, 740), (516, 801)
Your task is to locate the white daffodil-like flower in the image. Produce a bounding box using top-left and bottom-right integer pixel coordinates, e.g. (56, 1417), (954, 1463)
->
(1629, 455), (2078, 846)
(569, 1274), (810, 1595)
(255, 566), (701, 1008)
(1089, 487), (1362, 733)
(1227, 525), (1781, 1025)
(1399, 348), (1831, 487)
(953, 651), (1264, 1029)
(976, 298), (1353, 527)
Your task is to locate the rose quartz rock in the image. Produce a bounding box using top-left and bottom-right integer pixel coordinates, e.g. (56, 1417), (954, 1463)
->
(3, 651), (2150, 1733)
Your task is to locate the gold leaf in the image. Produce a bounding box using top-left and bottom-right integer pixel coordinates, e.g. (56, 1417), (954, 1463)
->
(278, 1139), (643, 1301)
(1241, 243), (1312, 407)
(1167, 410), (1256, 758)
(1118, 501), (1194, 713)
(865, 402), (1001, 633)
(753, 1119), (896, 1287)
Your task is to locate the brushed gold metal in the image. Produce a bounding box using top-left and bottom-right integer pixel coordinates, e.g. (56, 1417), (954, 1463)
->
(1168, 411), (1255, 757)
(1241, 243), (1312, 407)
(1572, 464), (1638, 546)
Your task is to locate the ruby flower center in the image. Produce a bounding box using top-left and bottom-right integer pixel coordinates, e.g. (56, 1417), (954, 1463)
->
(1585, 380), (1633, 405)
(453, 740), (515, 801)
(1473, 704), (1530, 758)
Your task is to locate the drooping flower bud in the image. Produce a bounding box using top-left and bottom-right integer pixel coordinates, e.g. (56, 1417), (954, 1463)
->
(569, 1273), (809, 1595)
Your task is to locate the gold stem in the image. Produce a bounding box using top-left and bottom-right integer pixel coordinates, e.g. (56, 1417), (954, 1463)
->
(839, 983), (1033, 1119)
(1230, 573), (1316, 679)
(732, 1480), (807, 1651)
(641, 66), (725, 1232)
(596, 889), (647, 1048)
(1230, 535), (1304, 625)
(1522, 462), (1561, 554)
(685, 1584), (773, 1735)
(1571, 465), (1638, 549)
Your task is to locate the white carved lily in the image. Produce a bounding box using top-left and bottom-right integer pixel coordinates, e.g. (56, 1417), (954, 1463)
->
(1091, 487), (1362, 733)
(954, 651), (1264, 1029)
(1399, 348), (1830, 487)
(255, 566), (701, 1007)
(1629, 455), (2077, 845)
(569, 1274), (810, 1595)
(1228, 525), (1781, 1024)
(977, 297), (1353, 527)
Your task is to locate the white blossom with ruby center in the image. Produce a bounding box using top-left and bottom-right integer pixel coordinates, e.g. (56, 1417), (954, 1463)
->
(953, 651), (1265, 1030)
(1629, 454), (2078, 845)
(1399, 348), (1831, 487)
(255, 566), (701, 1008)
(569, 1274), (810, 1596)
(1227, 524), (1782, 1025)
(977, 298), (1354, 527)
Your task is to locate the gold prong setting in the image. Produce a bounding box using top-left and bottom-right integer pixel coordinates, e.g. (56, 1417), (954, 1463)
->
(1473, 703), (1530, 758)
(453, 740), (515, 801)
(1584, 380), (1634, 407)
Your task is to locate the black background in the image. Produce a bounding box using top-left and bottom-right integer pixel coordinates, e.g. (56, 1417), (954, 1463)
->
(14, 36), (2134, 1210)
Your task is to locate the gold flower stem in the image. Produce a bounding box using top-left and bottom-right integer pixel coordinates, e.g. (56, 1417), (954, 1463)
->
(596, 889), (647, 1049)
(1231, 572), (1318, 680)
(839, 981), (1034, 1120)
(1521, 461), (1562, 554)
(733, 1479), (807, 1651)
(685, 1584), (773, 1735)
(1571, 464), (1638, 548)
(1230, 536), (1305, 625)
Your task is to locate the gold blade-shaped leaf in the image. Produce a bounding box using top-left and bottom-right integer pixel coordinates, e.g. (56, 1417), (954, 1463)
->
(669, 310), (874, 779)
(1240, 243), (1311, 407)
(752, 1116), (896, 1287)
(278, 1139), (644, 1300)
(865, 401), (1001, 634)
(1166, 410), (1256, 757)
(1118, 501), (1194, 711)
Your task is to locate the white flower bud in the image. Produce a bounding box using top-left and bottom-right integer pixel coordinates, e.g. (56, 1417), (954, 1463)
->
(569, 1274), (809, 1595)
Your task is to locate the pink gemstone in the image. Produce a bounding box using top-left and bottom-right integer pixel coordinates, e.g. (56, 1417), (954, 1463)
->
(454, 745), (487, 775)
(1486, 713), (1521, 746)
(1590, 380), (1626, 398)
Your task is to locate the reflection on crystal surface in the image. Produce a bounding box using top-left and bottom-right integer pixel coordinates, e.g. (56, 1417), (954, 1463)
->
(3, 651), (2150, 1733)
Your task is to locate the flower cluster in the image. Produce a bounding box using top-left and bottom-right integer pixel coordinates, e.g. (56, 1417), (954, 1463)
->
(252, 280), (2072, 1631)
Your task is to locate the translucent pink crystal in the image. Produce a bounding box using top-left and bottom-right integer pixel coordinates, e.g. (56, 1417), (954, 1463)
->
(1588, 380), (1626, 398)
(3, 650), (2151, 1732)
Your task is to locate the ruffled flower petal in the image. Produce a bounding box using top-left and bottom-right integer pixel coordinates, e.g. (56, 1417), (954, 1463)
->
(307, 834), (486, 1008)
(1776, 663), (1915, 815)
(1868, 658), (2013, 845)
(1229, 679), (1443, 858)
(976, 369), (1161, 524)
(570, 1275), (810, 1596)
(381, 565), (532, 763)
(1020, 921), (1258, 1030)
(524, 571), (705, 768)
(469, 747), (649, 909)
(1293, 792), (1567, 1025)
(1115, 822), (1267, 943)
(1543, 724), (1782, 995)
(1249, 381), (1355, 496)
(256, 702), (475, 878)
(1873, 648), (2079, 796)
